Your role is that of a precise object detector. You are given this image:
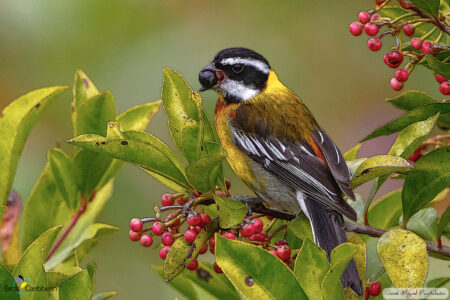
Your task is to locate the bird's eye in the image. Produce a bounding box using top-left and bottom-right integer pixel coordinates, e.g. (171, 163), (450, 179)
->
(232, 64), (244, 73)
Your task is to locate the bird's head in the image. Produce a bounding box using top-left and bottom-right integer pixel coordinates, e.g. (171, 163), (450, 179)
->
(199, 47), (271, 103)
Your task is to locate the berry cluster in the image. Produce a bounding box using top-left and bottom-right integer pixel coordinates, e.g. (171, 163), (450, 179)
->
(349, 0), (449, 94)
(365, 281), (382, 299)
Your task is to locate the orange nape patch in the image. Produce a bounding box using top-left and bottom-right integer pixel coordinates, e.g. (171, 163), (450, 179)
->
(307, 137), (327, 165)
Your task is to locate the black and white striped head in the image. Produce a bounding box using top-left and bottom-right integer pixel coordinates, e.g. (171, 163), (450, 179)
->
(199, 48), (271, 103)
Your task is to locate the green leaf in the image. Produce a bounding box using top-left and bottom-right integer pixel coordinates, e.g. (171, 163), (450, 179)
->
(402, 147), (450, 222)
(401, 208), (438, 242)
(288, 216), (314, 242)
(49, 148), (79, 212)
(164, 221), (219, 281)
(86, 261), (97, 295)
(343, 144), (361, 161)
(423, 54), (450, 79)
(409, 0), (440, 16)
(215, 234), (307, 300)
(45, 181), (115, 270)
(186, 156), (226, 193)
(350, 155), (412, 189)
(0, 86), (67, 205)
(377, 229), (428, 289)
(437, 205), (450, 239)
(386, 90), (436, 111)
(388, 114), (438, 159)
(142, 169), (187, 193)
(368, 189), (403, 230)
(362, 103), (450, 141)
(347, 193), (365, 224)
(116, 100), (161, 131)
(426, 277), (450, 288)
(344, 233), (367, 300)
(181, 118), (202, 162)
(294, 238), (329, 299)
(92, 291), (117, 300)
(0, 263), (20, 300)
(22, 162), (71, 251)
(321, 243), (358, 300)
(59, 269), (93, 300)
(13, 226), (62, 300)
(68, 131), (189, 189)
(72, 70), (100, 118)
(212, 195), (247, 228)
(154, 262), (240, 300)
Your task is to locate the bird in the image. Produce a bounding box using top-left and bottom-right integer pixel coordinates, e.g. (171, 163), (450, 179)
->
(198, 47), (363, 296)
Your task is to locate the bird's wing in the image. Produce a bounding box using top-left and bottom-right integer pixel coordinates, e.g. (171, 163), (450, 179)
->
(231, 105), (356, 221)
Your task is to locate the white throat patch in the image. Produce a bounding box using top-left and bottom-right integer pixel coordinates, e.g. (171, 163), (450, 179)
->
(220, 79), (260, 101)
(220, 57), (270, 74)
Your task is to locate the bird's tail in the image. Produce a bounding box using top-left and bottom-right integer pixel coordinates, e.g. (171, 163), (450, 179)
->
(302, 197), (363, 296)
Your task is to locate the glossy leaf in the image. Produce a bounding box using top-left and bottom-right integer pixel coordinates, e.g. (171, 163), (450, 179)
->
(350, 155), (412, 188)
(68, 131), (189, 189)
(116, 100), (161, 131)
(0, 264), (19, 300)
(377, 229), (428, 288)
(215, 234), (307, 300)
(213, 195), (247, 228)
(343, 144), (361, 161)
(368, 189), (402, 230)
(13, 226), (62, 300)
(424, 54), (450, 79)
(388, 114), (438, 159)
(72, 70), (100, 118)
(409, 0), (440, 16)
(426, 277), (450, 288)
(386, 90), (435, 111)
(164, 221), (219, 281)
(45, 181), (115, 270)
(344, 233), (366, 300)
(186, 156), (226, 193)
(294, 238), (329, 299)
(401, 208), (438, 242)
(181, 118), (202, 162)
(49, 148), (79, 212)
(92, 291), (117, 300)
(59, 269), (93, 300)
(362, 103), (450, 141)
(288, 216), (314, 242)
(402, 147), (450, 222)
(0, 86), (67, 205)
(321, 243), (358, 300)
(22, 162), (71, 250)
(437, 205), (450, 239)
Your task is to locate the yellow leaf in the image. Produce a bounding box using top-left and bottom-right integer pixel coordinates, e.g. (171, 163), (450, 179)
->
(377, 229), (428, 289)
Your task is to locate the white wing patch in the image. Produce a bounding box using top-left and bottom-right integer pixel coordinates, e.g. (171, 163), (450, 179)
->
(297, 191), (318, 245)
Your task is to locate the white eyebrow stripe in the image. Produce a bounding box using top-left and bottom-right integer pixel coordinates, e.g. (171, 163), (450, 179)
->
(220, 57), (270, 74)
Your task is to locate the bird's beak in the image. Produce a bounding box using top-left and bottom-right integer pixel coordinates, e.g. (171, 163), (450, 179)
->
(199, 63), (224, 91)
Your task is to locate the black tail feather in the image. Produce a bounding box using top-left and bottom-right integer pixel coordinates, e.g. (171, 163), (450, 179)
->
(304, 198), (363, 296)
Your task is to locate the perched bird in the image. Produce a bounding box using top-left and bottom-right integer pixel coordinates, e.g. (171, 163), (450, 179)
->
(199, 47), (363, 296)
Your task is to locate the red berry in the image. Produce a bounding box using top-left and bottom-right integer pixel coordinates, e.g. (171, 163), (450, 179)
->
(129, 230), (141, 241)
(269, 249), (278, 256)
(160, 246), (170, 259)
(187, 214), (202, 227)
(222, 231), (236, 240)
(199, 243), (208, 254)
(130, 218), (143, 232)
(402, 25), (414, 36)
(408, 145), (425, 162)
(194, 226), (203, 233)
(210, 245), (215, 254)
(165, 212), (180, 228)
(249, 231), (267, 242)
(152, 222), (165, 235)
(387, 51), (404, 65)
(370, 13), (380, 22)
(368, 37), (382, 51)
(395, 69), (409, 82)
(200, 214), (211, 227)
(161, 232), (175, 246)
(275, 240), (288, 246)
(410, 37), (422, 49)
(193, 191), (201, 197)
(358, 11), (370, 24)
(209, 236), (215, 247)
(225, 178), (231, 190)
(187, 259), (199, 270)
(367, 281), (382, 296)
(349, 22), (363, 36)
(176, 197), (188, 205)
(240, 223), (255, 237)
(390, 77), (404, 91)
(184, 229), (197, 243)
(364, 22), (379, 36)
(276, 245), (291, 261)
(213, 262), (223, 274)
(435, 73), (447, 83)
(161, 194), (174, 206)
(376, 0), (384, 4)
(440, 81), (450, 95)
(140, 235), (153, 247)
(422, 41), (439, 55)
(399, 0), (413, 9)
(252, 219), (264, 233)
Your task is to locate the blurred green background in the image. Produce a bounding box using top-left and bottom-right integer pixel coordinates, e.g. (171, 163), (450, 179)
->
(0, 0), (447, 299)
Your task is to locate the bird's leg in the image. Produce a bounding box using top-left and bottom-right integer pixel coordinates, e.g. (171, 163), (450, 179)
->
(232, 196), (296, 221)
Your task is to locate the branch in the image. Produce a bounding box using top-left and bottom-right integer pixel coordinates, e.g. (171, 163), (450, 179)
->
(407, 5), (450, 36)
(344, 222), (450, 258)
